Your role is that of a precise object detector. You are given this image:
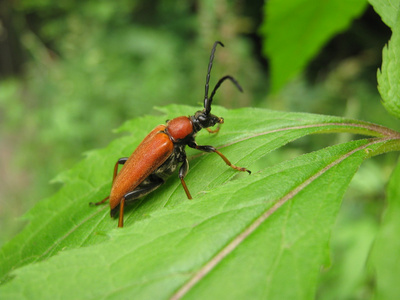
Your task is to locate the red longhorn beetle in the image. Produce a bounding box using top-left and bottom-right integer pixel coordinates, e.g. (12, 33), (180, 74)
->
(91, 41), (250, 227)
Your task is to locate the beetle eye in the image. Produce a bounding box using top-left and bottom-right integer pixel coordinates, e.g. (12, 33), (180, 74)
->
(198, 114), (207, 122)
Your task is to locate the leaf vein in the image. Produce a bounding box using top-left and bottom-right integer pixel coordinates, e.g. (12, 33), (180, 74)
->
(170, 138), (391, 299)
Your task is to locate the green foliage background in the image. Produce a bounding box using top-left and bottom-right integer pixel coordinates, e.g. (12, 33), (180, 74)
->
(0, 0), (399, 299)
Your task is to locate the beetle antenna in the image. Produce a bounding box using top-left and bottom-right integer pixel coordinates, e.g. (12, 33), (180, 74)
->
(204, 41), (224, 114)
(207, 75), (243, 113)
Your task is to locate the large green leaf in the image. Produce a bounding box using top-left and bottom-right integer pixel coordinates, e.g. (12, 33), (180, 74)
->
(370, 157), (400, 299)
(369, 0), (400, 28)
(0, 106), (399, 299)
(260, 0), (368, 92)
(377, 7), (400, 119)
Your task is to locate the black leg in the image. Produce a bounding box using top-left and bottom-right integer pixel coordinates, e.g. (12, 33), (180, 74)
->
(188, 141), (251, 174)
(110, 176), (165, 218)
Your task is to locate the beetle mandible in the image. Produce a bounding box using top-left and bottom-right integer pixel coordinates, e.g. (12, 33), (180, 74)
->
(91, 41), (251, 227)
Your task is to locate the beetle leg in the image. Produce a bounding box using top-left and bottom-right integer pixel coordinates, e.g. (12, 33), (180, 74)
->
(188, 142), (251, 174)
(111, 176), (165, 227)
(89, 157), (129, 206)
(124, 177), (164, 204)
(113, 157), (129, 183)
(205, 124), (221, 134)
(118, 198), (125, 227)
(205, 126), (219, 134)
(90, 196), (109, 206)
(179, 158), (192, 199)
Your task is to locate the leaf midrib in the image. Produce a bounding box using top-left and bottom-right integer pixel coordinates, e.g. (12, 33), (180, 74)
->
(169, 137), (391, 300)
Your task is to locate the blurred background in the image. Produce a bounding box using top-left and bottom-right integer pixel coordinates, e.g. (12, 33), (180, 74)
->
(0, 0), (399, 297)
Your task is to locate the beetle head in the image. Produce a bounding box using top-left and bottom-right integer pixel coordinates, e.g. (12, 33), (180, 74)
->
(192, 109), (223, 132)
